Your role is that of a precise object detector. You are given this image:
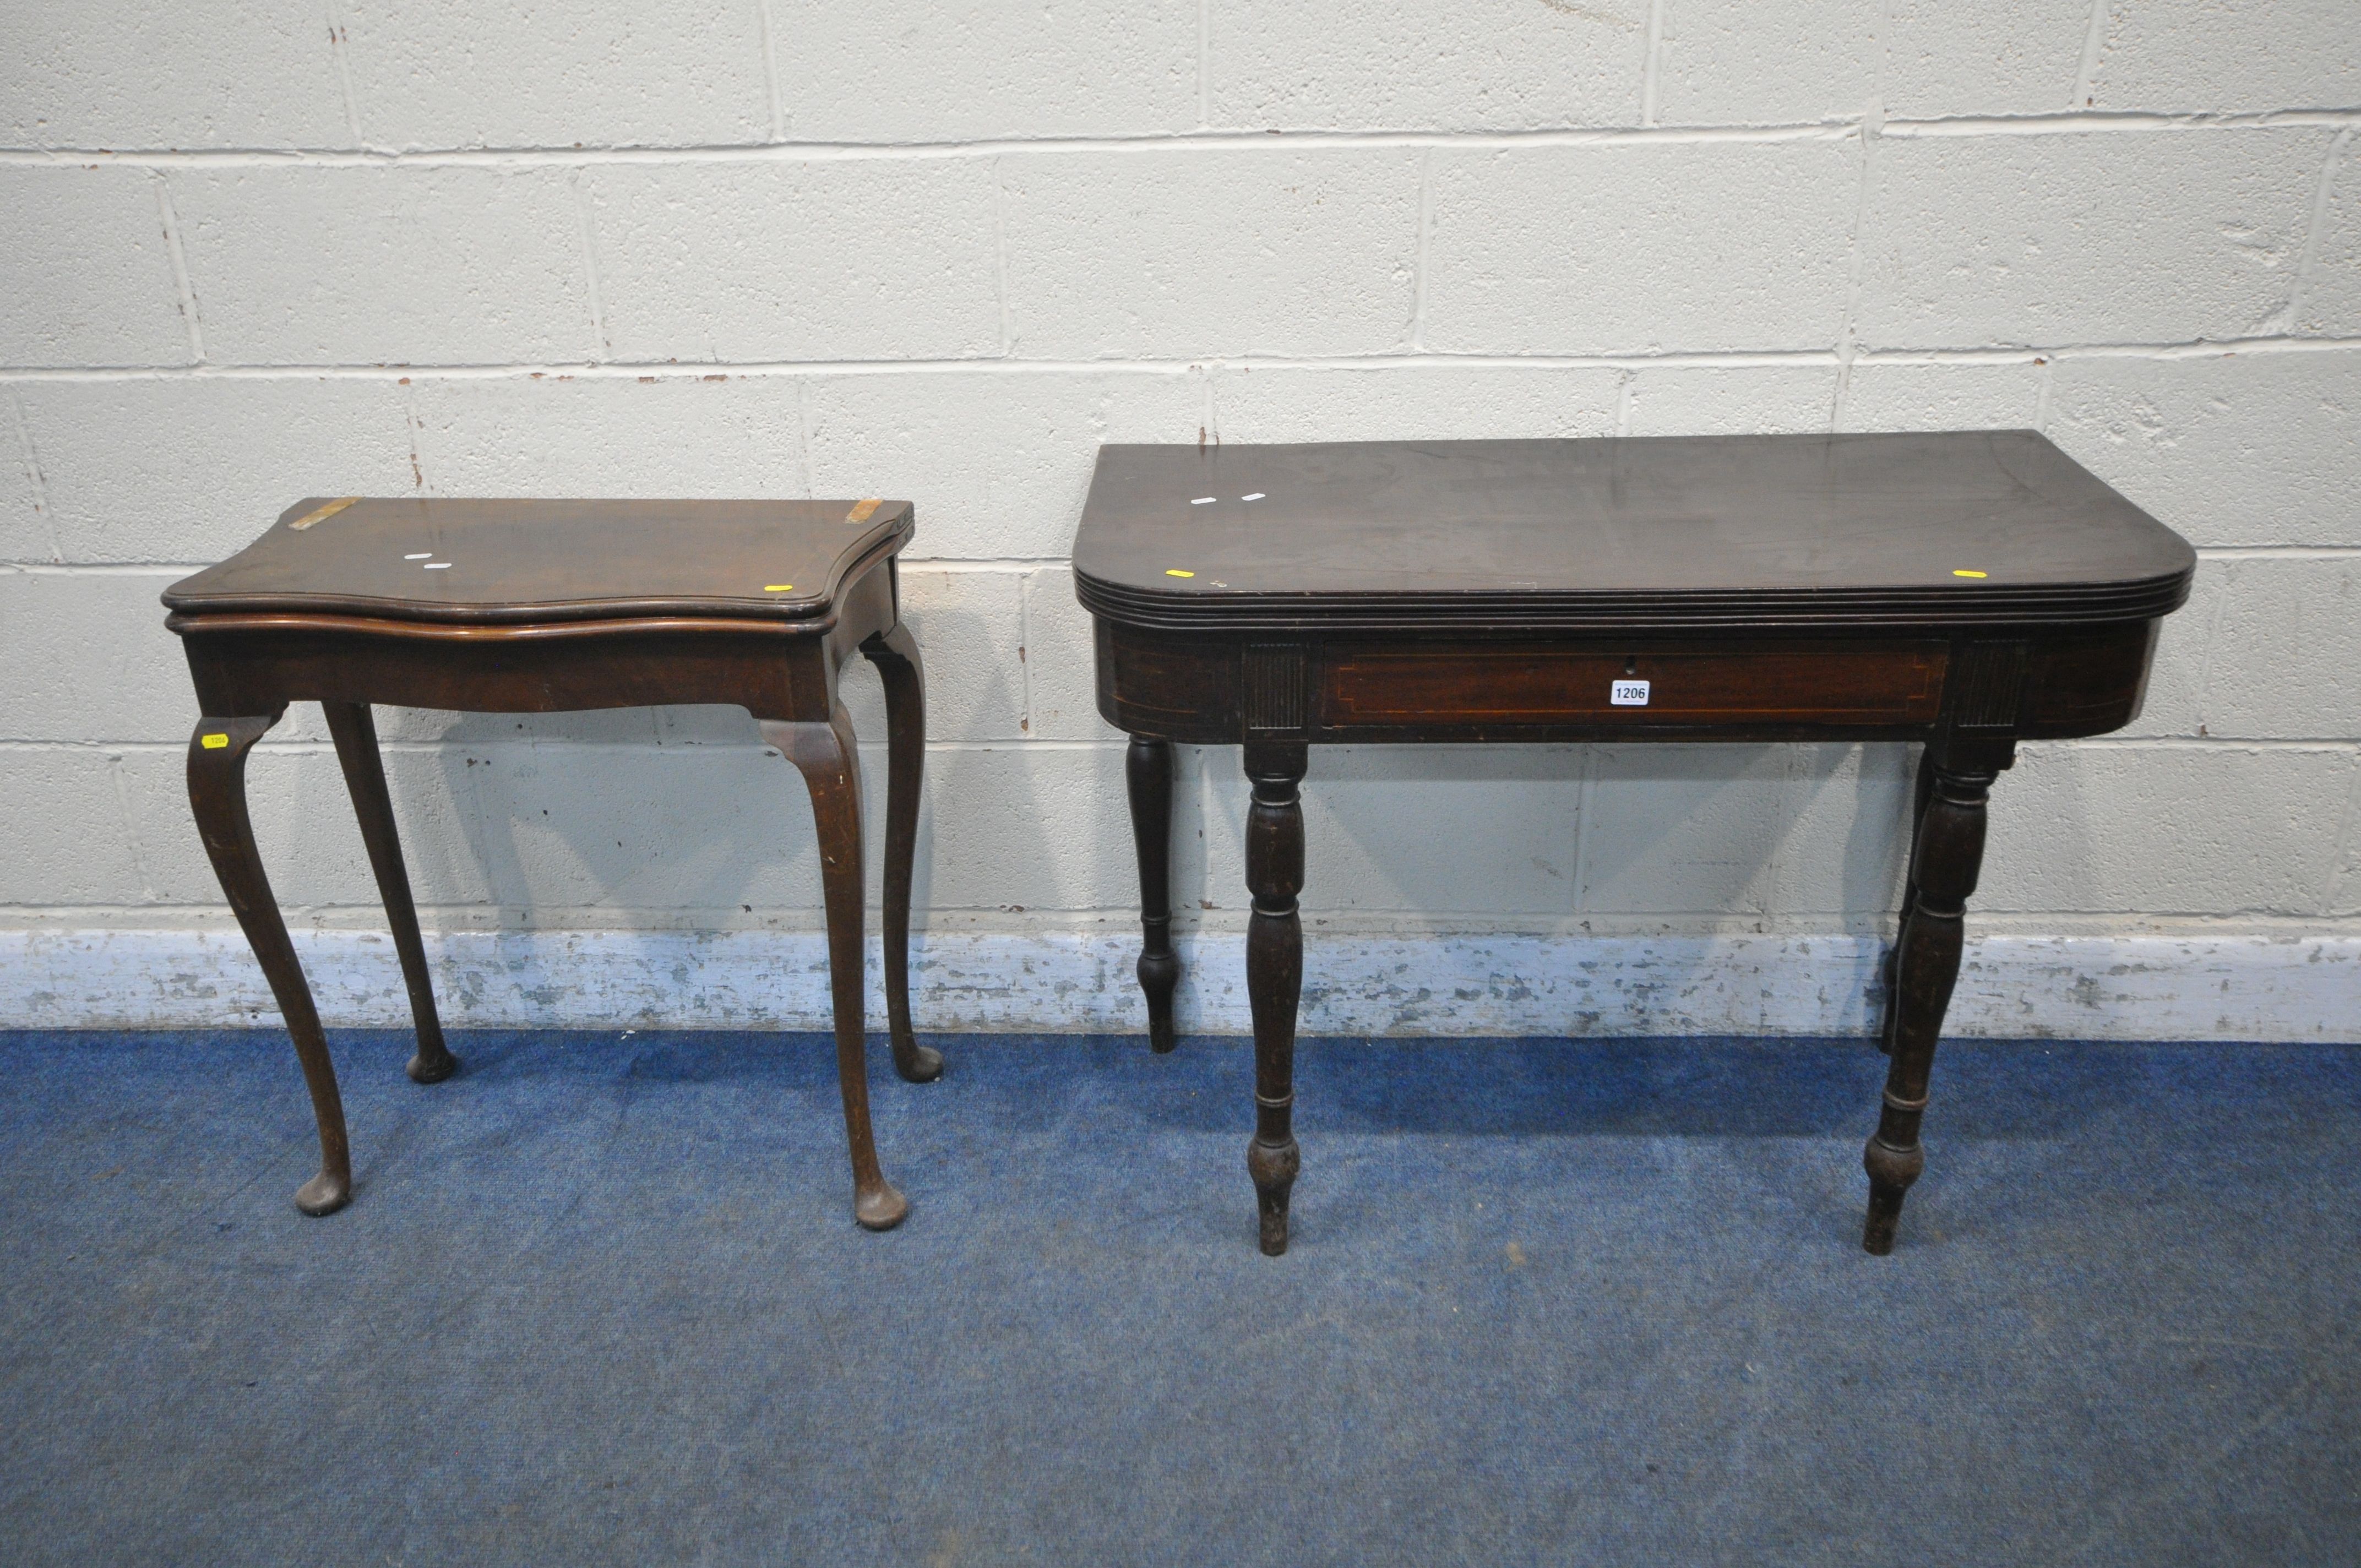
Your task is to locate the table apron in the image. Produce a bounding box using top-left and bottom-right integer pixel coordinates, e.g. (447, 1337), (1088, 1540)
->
(1094, 620), (2159, 745)
(178, 624), (837, 721)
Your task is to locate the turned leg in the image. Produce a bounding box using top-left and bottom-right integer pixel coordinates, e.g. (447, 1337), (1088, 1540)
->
(1879, 745), (1939, 1057)
(861, 624), (943, 1085)
(1243, 741), (1307, 1256)
(323, 701), (458, 1086)
(760, 707), (908, 1232)
(186, 712), (352, 1216)
(1127, 734), (1181, 1053)
(1863, 753), (1998, 1254)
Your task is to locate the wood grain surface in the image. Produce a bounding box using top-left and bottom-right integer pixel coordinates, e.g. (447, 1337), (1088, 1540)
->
(1074, 434), (2193, 631)
(163, 497), (911, 626)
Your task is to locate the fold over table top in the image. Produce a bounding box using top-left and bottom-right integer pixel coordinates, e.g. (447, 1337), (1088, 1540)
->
(1072, 433), (2193, 633)
(164, 497), (913, 627)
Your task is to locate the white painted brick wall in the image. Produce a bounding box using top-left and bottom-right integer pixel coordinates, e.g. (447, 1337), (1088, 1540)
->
(1426, 140), (1860, 353)
(407, 375), (808, 498)
(3, 3), (2357, 1034)
(802, 370), (1206, 557)
(0, 570), (191, 739)
(1021, 565), (1123, 742)
(2205, 557), (2361, 738)
(1651, 0), (1883, 127)
(1623, 363), (1841, 433)
(2, 401), (58, 561)
(585, 162), (1003, 362)
(20, 377), (417, 560)
(339, 2), (773, 151)
(2047, 353), (2359, 548)
(1879, 0), (2095, 119)
(1003, 148), (1424, 357)
(171, 166), (596, 364)
(0, 1), (350, 151)
(0, 167), (192, 367)
(1982, 745), (2355, 916)
(2083, 1), (2361, 114)
(1210, 363), (1623, 442)
(2306, 136), (2361, 336)
(778, 6), (1200, 141)
(1206, 2), (1649, 132)
(1855, 129), (2329, 349)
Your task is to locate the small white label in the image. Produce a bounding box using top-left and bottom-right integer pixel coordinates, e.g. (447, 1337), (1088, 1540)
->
(1611, 679), (1650, 706)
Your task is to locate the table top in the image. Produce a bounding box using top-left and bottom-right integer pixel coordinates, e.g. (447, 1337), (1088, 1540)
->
(163, 497), (912, 627)
(1071, 433), (2194, 633)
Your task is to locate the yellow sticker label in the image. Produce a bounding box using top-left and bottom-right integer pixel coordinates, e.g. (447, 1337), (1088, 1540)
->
(201, 733), (229, 749)
(1952, 569), (1989, 579)
(764, 584), (795, 592)
(845, 498), (883, 525)
(287, 496), (360, 531)
(1165, 569), (1195, 578)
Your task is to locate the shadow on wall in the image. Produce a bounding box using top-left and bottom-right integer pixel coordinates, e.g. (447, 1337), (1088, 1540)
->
(1981, 742), (2101, 919)
(268, 699), (1930, 937)
(386, 594), (1037, 924)
(427, 708), (793, 924)
(1254, 739), (1917, 930)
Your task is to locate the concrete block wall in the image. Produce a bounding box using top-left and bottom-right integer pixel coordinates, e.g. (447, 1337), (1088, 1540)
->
(4, 2), (2358, 1036)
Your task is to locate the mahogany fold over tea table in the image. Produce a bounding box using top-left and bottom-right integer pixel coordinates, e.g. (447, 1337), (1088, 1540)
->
(1074, 433), (2194, 1256)
(164, 496), (939, 1229)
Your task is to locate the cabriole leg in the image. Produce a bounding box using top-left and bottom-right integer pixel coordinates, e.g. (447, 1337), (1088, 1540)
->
(1863, 754), (1998, 1255)
(1126, 735), (1180, 1053)
(323, 701), (458, 1086)
(861, 624), (944, 1085)
(186, 712), (353, 1217)
(761, 708), (909, 1232)
(1243, 741), (1307, 1256)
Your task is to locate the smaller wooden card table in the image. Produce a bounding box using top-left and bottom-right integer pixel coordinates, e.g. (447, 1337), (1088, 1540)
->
(163, 496), (939, 1228)
(1074, 434), (2195, 1256)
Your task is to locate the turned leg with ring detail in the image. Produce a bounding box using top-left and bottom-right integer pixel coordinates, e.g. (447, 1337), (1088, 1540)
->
(861, 623), (944, 1086)
(324, 701), (459, 1087)
(1879, 746), (1940, 1057)
(1127, 735), (1181, 1053)
(1243, 741), (1307, 1256)
(186, 712), (353, 1217)
(761, 707), (909, 1232)
(1863, 749), (1999, 1254)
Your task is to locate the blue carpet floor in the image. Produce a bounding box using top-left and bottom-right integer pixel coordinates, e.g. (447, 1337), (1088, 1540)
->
(2, 1027), (2356, 1566)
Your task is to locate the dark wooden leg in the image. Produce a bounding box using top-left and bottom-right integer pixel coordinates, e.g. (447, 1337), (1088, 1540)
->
(323, 701), (458, 1086)
(1243, 741), (1307, 1256)
(1879, 745), (1940, 1057)
(1863, 750), (1999, 1255)
(1127, 734), (1180, 1053)
(186, 712), (352, 1217)
(761, 707), (908, 1232)
(861, 624), (944, 1085)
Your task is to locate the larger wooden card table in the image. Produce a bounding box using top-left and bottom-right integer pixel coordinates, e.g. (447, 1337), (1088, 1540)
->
(163, 496), (940, 1229)
(1074, 433), (2195, 1256)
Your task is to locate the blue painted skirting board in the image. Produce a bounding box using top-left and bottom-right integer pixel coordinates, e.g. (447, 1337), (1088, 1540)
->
(4, 928), (2357, 1040)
